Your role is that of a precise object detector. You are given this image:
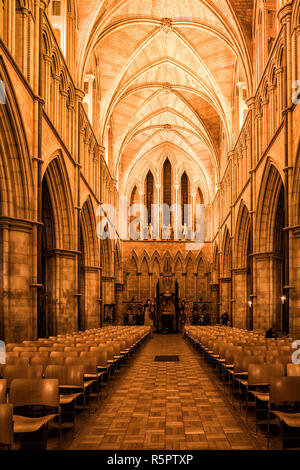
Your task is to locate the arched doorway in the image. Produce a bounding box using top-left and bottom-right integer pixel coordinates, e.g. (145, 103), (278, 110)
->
(255, 162), (287, 333)
(274, 185), (287, 333)
(39, 156), (75, 336)
(39, 176), (55, 337)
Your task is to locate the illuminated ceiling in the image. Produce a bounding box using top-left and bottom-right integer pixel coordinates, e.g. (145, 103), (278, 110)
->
(76, 0), (253, 200)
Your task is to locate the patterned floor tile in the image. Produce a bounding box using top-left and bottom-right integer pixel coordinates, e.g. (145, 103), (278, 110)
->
(68, 335), (262, 451)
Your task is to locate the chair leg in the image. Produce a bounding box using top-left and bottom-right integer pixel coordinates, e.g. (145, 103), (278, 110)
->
(267, 409), (270, 449)
(255, 397), (258, 434)
(44, 424), (48, 451)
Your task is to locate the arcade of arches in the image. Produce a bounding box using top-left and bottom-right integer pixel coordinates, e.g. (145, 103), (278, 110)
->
(0, 0), (299, 343)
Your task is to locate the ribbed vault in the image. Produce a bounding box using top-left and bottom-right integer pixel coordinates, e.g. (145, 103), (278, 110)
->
(77, 0), (253, 202)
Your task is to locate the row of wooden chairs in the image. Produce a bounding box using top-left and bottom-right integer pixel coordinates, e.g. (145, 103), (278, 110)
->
(185, 326), (300, 449)
(0, 326), (151, 449)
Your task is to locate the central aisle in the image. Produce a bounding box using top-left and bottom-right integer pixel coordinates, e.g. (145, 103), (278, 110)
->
(70, 334), (260, 450)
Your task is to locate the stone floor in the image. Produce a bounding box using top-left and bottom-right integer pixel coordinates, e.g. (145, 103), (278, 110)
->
(61, 334), (266, 451)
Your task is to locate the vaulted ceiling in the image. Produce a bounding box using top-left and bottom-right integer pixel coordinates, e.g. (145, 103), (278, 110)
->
(76, 0), (253, 201)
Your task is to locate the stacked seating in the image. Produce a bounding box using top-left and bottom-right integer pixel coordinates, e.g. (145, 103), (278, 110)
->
(0, 326), (150, 449)
(185, 325), (300, 449)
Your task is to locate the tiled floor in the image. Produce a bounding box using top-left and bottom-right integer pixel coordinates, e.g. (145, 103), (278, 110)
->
(68, 334), (262, 450)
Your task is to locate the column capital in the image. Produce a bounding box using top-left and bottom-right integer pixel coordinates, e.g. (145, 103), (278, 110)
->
(227, 150), (234, 161)
(75, 88), (86, 102)
(277, 2), (293, 24)
(245, 96), (255, 109)
(39, 0), (50, 9)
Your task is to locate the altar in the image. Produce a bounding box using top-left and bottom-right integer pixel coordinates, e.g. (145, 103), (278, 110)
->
(156, 256), (179, 333)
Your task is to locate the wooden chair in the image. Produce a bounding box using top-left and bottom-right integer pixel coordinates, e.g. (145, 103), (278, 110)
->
(287, 364), (300, 376)
(30, 356), (49, 372)
(4, 357), (29, 366)
(9, 378), (61, 450)
(44, 365), (83, 436)
(0, 404), (13, 449)
(64, 358), (96, 413)
(0, 379), (7, 403)
(13, 347), (37, 352)
(267, 377), (300, 449)
(2, 365), (43, 387)
(49, 352), (66, 365)
(247, 363), (285, 430)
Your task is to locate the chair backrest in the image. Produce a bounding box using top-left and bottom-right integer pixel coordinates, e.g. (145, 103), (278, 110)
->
(80, 357), (97, 374)
(30, 356), (49, 371)
(45, 365), (65, 384)
(104, 346), (114, 360)
(270, 377), (300, 404)
(225, 346), (242, 365)
(20, 351), (38, 360)
(112, 342), (121, 355)
(48, 355), (66, 365)
(38, 347), (53, 352)
(65, 365), (84, 387)
(89, 348), (108, 365)
(13, 347), (37, 352)
(5, 357), (29, 366)
(287, 363), (300, 377)
(248, 363), (284, 386)
(234, 355), (264, 374)
(65, 357), (81, 367)
(51, 345), (65, 351)
(252, 347), (267, 356)
(9, 378), (59, 407)
(28, 365), (44, 379)
(219, 342), (230, 359)
(279, 346), (291, 355)
(0, 379), (7, 404)
(95, 351), (107, 367)
(2, 365), (29, 386)
(36, 351), (50, 358)
(6, 352), (20, 358)
(274, 355), (292, 372)
(6, 344), (21, 352)
(50, 351), (65, 359)
(75, 346), (89, 352)
(0, 404), (13, 447)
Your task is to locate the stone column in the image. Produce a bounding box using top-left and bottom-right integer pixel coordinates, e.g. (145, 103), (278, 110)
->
(60, 90), (67, 142)
(139, 191), (145, 240)
(83, 74), (95, 124)
(83, 267), (101, 329)
(0, 219), (36, 342)
(220, 277), (231, 320)
(210, 283), (219, 325)
(155, 184), (161, 239)
(52, 74), (60, 128)
(232, 268), (248, 329)
(137, 272), (141, 300)
(174, 184), (180, 239)
(43, 55), (52, 115)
